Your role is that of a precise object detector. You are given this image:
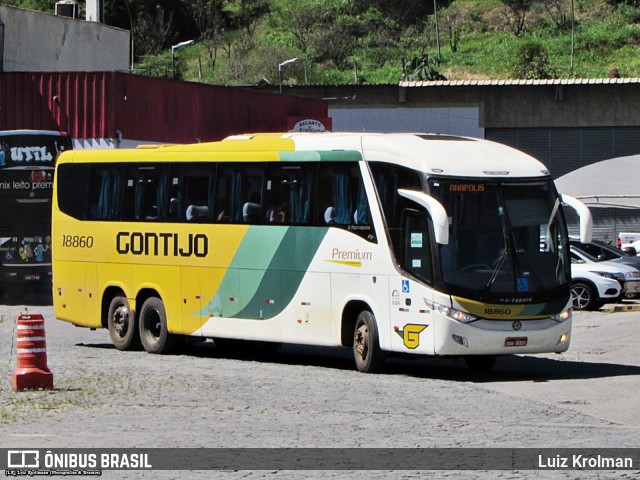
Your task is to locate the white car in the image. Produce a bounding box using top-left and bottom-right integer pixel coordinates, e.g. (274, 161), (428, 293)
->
(571, 247), (640, 298)
(570, 249), (637, 310)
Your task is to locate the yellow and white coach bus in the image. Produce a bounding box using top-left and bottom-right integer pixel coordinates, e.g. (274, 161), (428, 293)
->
(52, 132), (592, 372)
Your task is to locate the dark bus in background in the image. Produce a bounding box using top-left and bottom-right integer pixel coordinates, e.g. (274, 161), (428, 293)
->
(0, 130), (72, 299)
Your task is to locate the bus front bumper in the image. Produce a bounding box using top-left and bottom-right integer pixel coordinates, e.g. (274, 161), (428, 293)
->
(433, 315), (572, 356)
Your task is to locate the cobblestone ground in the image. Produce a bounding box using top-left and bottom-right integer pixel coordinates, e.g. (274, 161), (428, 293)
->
(1, 300), (639, 479)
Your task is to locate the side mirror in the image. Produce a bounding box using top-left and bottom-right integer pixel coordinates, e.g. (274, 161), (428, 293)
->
(398, 189), (449, 245)
(560, 194), (593, 243)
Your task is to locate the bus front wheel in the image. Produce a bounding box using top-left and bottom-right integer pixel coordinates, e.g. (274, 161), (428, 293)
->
(139, 297), (176, 354)
(107, 295), (139, 350)
(353, 310), (385, 373)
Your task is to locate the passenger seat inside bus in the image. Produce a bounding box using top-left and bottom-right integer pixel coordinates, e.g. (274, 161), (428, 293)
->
(186, 205), (209, 221)
(324, 206), (336, 224)
(242, 202), (262, 223)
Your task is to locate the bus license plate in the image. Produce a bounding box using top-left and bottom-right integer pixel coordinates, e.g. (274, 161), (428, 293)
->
(505, 337), (527, 347)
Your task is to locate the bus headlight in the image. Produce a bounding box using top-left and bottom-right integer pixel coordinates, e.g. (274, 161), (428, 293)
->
(552, 308), (572, 323)
(426, 300), (477, 324)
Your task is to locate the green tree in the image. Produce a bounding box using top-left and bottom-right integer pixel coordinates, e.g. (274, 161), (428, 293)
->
(184, 0), (230, 69)
(352, 0), (431, 31)
(308, 6), (365, 69)
(273, 0), (325, 54)
(401, 55), (447, 81)
(134, 5), (175, 57)
(540, 0), (574, 30)
(501, 0), (535, 36)
(3, 0), (55, 11)
(227, 0), (271, 50)
(512, 41), (557, 78)
(441, 2), (472, 53)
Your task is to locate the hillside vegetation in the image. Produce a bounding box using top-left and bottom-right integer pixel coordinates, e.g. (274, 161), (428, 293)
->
(173, 0), (640, 85)
(9, 0), (640, 85)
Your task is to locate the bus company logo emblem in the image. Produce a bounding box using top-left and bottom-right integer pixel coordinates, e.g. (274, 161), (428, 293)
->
(512, 320), (522, 331)
(8, 450), (39, 468)
(394, 324), (427, 349)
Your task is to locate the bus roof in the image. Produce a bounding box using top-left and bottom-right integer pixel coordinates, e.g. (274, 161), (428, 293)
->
(59, 132), (550, 178)
(281, 132), (549, 179)
(0, 129), (69, 137)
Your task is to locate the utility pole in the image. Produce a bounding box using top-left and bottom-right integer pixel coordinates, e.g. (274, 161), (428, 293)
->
(570, 0), (575, 76)
(434, 0), (441, 61)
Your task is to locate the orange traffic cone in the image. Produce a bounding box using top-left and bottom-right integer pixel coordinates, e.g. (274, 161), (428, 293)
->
(12, 313), (54, 391)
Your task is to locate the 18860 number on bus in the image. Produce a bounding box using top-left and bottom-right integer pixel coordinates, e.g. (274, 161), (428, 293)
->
(62, 235), (94, 248)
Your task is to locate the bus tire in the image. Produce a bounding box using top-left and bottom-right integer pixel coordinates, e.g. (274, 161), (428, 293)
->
(139, 296), (176, 354)
(107, 295), (139, 350)
(464, 355), (496, 373)
(353, 310), (385, 373)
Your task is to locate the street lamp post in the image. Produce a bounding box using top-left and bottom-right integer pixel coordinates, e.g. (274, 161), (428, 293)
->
(278, 57), (298, 94)
(171, 40), (194, 79)
(121, 0), (134, 71)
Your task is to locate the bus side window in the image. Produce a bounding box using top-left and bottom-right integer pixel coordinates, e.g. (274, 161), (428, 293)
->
(215, 164), (264, 224)
(316, 163), (356, 225)
(57, 164), (90, 220)
(264, 164), (314, 225)
(401, 209), (434, 285)
(121, 165), (166, 222)
(87, 164), (125, 220)
(315, 162), (376, 241)
(167, 164), (216, 223)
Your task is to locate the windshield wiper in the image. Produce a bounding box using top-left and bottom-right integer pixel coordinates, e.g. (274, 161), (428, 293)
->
(484, 206), (511, 290)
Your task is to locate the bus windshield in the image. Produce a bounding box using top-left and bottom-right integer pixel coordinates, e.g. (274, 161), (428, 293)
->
(429, 179), (570, 300)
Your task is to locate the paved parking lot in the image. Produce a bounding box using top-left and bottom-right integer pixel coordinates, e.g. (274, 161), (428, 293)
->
(1, 301), (639, 479)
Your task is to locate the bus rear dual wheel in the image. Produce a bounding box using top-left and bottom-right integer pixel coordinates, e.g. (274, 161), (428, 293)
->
(108, 295), (175, 353)
(138, 296), (176, 354)
(107, 296), (139, 351)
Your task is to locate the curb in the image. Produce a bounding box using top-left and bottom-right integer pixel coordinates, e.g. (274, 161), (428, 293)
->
(601, 303), (640, 312)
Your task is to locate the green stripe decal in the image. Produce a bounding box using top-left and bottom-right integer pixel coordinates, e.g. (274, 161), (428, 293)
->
(201, 226), (328, 320)
(278, 150), (362, 162)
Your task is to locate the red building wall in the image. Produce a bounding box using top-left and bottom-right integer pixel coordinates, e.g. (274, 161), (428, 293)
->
(0, 72), (329, 143)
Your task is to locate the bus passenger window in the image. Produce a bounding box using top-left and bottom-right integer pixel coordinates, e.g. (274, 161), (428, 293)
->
(88, 165), (125, 220)
(315, 162), (375, 241)
(57, 164), (90, 220)
(264, 164), (314, 225)
(215, 164), (263, 224)
(168, 164), (216, 223)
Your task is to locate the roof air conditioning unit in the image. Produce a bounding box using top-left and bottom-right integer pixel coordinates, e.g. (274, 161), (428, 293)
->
(55, 1), (80, 19)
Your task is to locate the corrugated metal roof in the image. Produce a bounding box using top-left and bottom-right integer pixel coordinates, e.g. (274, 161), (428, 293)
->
(399, 77), (640, 87)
